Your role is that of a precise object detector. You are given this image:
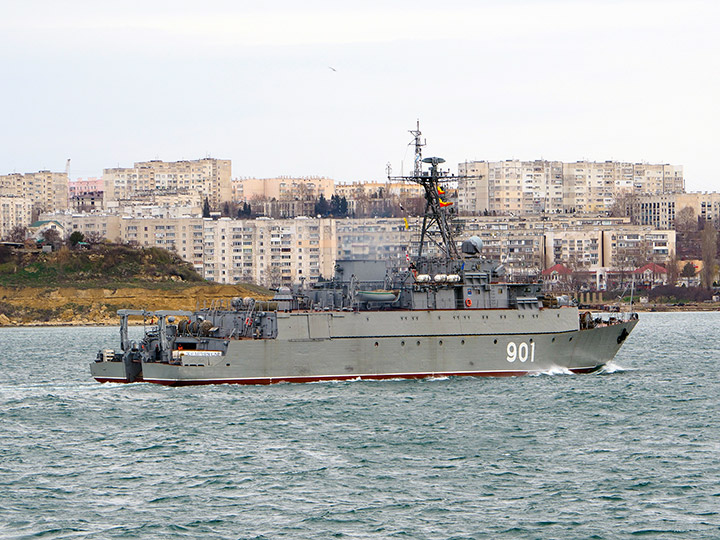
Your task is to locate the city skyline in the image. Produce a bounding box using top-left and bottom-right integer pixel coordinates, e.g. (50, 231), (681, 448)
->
(1, 1), (718, 190)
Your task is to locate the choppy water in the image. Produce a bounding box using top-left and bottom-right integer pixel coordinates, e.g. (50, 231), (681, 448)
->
(1, 312), (719, 539)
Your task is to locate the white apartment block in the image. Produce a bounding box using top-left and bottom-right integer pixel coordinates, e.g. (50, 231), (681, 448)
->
(0, 195), (32, 239)
(103, 158), (231, 208)
(200, 217), (337, 286)
(107, 189), (203, 212)
(336, 218), (414, 263)
(457, 160), (684, 215)
(545, 226), (674, 271)
(42, 211), (675, 286)
(628, 192), (720, 229)
(232, 176), (335, 202)
(334, 181), (425, 200)
(0, 171), (69, 214)
(456, 162), (489, 215)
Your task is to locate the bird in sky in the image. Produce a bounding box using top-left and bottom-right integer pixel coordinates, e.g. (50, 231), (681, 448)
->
(329, 66), (337, 72)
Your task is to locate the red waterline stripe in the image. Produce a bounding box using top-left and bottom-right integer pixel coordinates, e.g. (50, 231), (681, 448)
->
(142, 368), (599, 386)
(96, 366), (602, 385)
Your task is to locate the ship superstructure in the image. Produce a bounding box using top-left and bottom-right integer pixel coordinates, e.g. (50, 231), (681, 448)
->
(91, 126), (637, 385)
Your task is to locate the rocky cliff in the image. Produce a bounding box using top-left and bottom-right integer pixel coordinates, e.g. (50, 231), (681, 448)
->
(0, 285), (271, 326)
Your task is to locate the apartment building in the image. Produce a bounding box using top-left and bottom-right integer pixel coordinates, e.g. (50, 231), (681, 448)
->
(0, 171), (69, 215)
(42, 210), (675, 288)
(627, 192), (720, 229)
(103, 158), (231, 207)
(232, 176), (335, 202)
(334, 181), (425, 200)
(545, 226), (674, 271)
(336, 218), (414, 263)
(108, 189), (203, 212)
(68, 177), (103, 197)
(200, 217), (337, 286)
(0, 195), (32, 239)
(456, 162), (489, 215)
(47, 213), (123, 243)
(457, 160), (684, 215)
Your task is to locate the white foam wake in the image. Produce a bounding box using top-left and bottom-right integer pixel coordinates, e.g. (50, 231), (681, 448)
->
(598, 361), (635, 374)
(530, 366), (574, 377)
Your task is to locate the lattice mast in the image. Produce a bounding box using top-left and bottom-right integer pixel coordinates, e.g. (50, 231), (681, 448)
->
(409, 120), (425, 177)
(390, 122), (460, 263)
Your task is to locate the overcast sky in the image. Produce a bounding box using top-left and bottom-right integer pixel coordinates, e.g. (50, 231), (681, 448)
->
(1, 1), (718, 190)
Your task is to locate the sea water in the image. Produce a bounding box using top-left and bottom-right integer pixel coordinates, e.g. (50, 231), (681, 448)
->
(1, 312), (719, 539)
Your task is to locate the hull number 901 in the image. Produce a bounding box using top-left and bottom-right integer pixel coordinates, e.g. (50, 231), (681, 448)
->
(506, 341), (535, 363)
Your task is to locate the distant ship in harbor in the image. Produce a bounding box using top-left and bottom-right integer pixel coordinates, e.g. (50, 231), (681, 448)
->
(91, 125), (637, 385)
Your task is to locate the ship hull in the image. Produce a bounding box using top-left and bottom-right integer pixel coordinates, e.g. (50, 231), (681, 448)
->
(91, 309), (637, 385)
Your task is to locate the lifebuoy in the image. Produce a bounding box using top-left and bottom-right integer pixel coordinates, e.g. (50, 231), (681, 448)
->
(245, 317), (252, 326)
(465, 298), (472, 307)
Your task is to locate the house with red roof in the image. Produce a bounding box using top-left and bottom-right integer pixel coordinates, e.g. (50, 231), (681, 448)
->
(541, 263), (573, 287)
(633, 263), (667, 287)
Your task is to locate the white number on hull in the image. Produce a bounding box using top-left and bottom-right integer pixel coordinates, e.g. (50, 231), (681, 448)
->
(506, 341), (535, 363)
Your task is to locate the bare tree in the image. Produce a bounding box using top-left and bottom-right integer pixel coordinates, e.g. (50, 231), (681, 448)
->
(675, 206), (698, 232)
(666, 250), (679, 286)
(609, 191), (635, 218)
(3, 225), (27, 243)
(84, 231), (106, 244)
(41, 228), (62, 250)
(701, 222), (717, 288)
(265, 265), (283, 288)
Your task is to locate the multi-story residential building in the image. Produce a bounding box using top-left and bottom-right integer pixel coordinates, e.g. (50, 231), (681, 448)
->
(108, 189), (203, 213)
(200, 217), (337, 286)
(233, 176), (335, 202)
(456, 162), (489, 215)
(336, 218), (414, 263)
(626, 192), (720, 229)
(103, 158), (231, 208)
(334, 181), (425, 200)
(68, 177), (104, 211)
(334, 181), (426, 218)
(456, 160), (684, 215)
(0, 171), (69, 215)
(68, 177), (104, 198)
(546, 226), (674, 272)
(41, 210), (676, 288)
(47, 213), (123, 243)
(0, 195), (32, 239)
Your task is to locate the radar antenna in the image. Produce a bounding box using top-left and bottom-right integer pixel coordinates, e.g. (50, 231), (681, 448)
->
(409, 120), (425, 177)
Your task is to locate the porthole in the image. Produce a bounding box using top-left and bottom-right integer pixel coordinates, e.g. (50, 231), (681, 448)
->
(493, 339), (498, 344)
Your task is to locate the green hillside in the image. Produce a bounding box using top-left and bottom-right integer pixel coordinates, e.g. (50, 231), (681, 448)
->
(0, 243), (206, 288)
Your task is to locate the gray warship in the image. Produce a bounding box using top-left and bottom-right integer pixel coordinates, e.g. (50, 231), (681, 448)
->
(91, 132), (637, 385)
